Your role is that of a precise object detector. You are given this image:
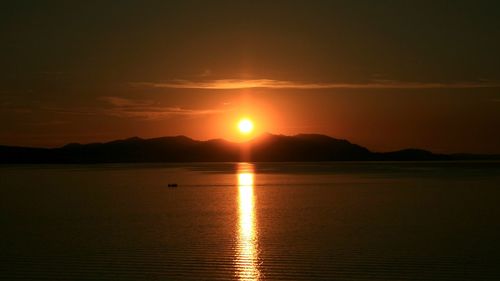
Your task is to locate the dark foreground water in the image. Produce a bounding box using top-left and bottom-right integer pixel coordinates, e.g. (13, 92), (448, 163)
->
(1, 162), (500, 280)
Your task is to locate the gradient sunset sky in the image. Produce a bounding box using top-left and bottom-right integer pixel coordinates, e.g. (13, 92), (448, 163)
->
(1, 1), (499, 153)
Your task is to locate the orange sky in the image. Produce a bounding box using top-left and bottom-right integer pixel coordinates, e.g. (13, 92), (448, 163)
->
(1, 1), (499, 153)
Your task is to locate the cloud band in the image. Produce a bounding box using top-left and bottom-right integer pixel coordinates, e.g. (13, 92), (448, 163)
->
(132, 79), (500, 90)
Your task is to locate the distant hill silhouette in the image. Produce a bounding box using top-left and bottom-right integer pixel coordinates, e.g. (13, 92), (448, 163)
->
(0, 133), (498, 163)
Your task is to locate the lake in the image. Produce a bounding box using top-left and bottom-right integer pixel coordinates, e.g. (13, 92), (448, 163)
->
(1, 162), (500, 280)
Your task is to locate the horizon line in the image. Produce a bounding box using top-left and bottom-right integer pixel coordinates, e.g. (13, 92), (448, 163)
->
(1, 133), (499, 156)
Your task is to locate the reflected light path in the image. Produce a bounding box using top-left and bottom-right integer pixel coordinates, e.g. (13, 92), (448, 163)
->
(235, 163), (260, 280)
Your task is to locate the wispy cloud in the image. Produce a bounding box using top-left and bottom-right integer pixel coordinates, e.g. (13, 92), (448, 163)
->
(132, 79), (500, 90)
(99, 96), (147, 107)
(14, 97), (228, 120)
(97, 96), (228, 119)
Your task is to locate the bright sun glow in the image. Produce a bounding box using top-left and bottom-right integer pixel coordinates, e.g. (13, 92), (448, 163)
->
(238, 118), (254, 134)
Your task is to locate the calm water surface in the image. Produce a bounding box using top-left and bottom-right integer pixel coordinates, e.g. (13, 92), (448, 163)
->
(1, 162), (500, 280)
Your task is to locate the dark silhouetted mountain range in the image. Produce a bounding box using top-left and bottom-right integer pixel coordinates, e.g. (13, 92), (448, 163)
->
(0, 133), (498, 163)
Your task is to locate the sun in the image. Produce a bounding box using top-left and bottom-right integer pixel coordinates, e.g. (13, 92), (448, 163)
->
(238, 118), (254, 134)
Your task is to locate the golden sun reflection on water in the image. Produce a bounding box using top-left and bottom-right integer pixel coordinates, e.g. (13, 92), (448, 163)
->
(236, 163), (260, 281)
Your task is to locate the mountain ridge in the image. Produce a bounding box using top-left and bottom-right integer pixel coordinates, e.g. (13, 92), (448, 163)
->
(0, 133), (498, 163)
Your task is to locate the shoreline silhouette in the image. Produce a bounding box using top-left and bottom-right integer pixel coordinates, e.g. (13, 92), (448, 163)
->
(1, 133), (498, 164)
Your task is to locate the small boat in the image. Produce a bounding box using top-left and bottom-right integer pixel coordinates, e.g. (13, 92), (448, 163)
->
(167, 183), (178, 188)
